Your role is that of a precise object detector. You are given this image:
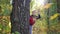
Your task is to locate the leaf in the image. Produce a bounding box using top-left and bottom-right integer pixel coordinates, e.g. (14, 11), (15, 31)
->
(50, 13), (59, 20)
(44, 3), (53, 9)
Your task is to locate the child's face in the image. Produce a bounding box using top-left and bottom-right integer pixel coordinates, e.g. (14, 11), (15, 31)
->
(32, 10), (37, 15)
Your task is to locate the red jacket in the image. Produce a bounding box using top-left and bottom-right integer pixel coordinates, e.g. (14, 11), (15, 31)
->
(29, 16), (35, 25)
(29, 15), (41, 25)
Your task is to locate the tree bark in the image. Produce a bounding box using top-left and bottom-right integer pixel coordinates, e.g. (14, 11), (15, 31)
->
(10, 0), (30, 34)
(57, 0), (60, 21)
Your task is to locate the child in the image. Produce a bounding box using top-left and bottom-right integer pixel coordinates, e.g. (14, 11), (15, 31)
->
(29, 10), (41, 34)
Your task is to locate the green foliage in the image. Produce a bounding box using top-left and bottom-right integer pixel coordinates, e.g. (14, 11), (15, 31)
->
(0, 0), (12, 16)
(30, 0), (60, 34)
(0, 16), (11, 34)
(0, 0), (11, 34)
(30, 0), (35, 10)
(0, 0), (10, 5)
(12, 31), (21, 34)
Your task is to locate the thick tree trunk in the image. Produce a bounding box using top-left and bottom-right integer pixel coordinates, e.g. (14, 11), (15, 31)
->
(10, 0), (30, 34)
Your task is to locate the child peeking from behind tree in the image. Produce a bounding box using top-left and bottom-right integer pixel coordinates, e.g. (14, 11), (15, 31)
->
(29, 10), (41, 34)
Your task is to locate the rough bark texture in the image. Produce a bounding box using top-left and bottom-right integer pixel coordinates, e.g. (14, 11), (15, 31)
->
(10, 0), (30, 34)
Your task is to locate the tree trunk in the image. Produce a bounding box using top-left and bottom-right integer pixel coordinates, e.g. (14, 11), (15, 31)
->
(57, 0), (60, 21)
(10, 0), (30, 34)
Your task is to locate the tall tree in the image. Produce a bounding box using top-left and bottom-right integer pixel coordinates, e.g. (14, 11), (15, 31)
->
(10, 0), (30, 34)
(57, 0), (60, 21)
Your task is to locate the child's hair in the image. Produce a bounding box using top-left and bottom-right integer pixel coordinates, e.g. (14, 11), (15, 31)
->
(32, 10), (37, 13)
